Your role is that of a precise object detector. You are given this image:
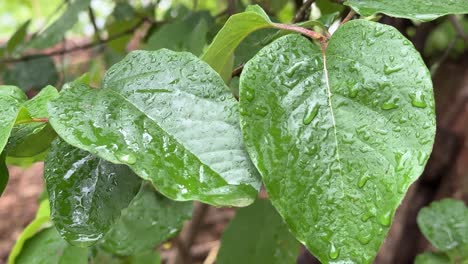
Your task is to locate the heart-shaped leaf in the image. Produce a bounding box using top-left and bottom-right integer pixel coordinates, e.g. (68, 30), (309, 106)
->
(344, 0), (468, 21)
(45, 139), (141, 247)
(48, 49), (260, 207)
(239, 20), (435, 263)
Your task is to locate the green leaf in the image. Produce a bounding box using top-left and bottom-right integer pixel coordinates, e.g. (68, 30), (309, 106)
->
(6, 149), (48, 167)
(8, 199), (51, 264)
(14, 228), (88, 264)
(217, 199), (300, 264)
(0, 86), (26, 153)
(417, 199), (468, 253)
(146, 11), (213, 56)
(201, 5), (273, 79)
(6, 86), (59, 158)
(344, 0), (468, 21)
(48, 49), (261, 207)
(44, 139), (142, 247)
(239, 20), (436, 263)
(234, 28), (276, 66)
(92, 249), (161, 264)
(3, 56), (58, 92)
(415, 252), (451, 264)
(28, 0), (91, 49)
(6, 20), (30, 55)
(0, 152), (8, 196)
(100, 184), (193, 255)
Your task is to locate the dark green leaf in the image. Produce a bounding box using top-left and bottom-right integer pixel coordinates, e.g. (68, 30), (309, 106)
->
(217, 199), (300, 264)
(45, 139), (141, 247)
(6, 86), (59, 158)
(417, 199), (468, 252)
(0, 152), (8, 196)
(234, 28), (276, 66)
(0, 86), (26, 153)
(28, 0), (91, 49)
(6, 20), (30, 55)
(316, 0), (345, 15)
(415, 252), (451, 264)
(8, 200), (51, 264)
(15, 228), (88, 264)
(100, 184), (193, 255)
(239, 20), (435, 263)
(201, 5), (273, 80)
(49, 49), (261, 207)
(3, 57), (58, 92)
(92, 249), (161, 264)
(344, 0), (468, 21)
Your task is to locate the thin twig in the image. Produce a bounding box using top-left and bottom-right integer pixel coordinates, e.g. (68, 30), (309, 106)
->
(292, 0), (316, 23)
(341, 10), (356, 25)
(430, 36), (459, 76)
(273, 23), (327, 43)
(231, 63), (244, 78)
(449, 15), (468, 42)
(0, 19), (156, 64)
(88, 7), (103, 43)
(15, 118), (49, 125)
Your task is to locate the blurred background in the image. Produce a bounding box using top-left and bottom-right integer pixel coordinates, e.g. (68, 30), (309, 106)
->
(0, 0), (467, 263)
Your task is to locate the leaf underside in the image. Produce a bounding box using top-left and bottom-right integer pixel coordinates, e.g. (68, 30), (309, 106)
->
(239, 20), (435, 263)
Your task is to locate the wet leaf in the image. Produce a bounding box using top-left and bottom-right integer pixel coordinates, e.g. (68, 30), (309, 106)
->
(415, 252), (451, 264)
(28, 0), (91, 49)
(344, 0), (468, 21)
(49, 49), (260, 207)
(8, 200), (51, 264)
(44, 139), (141, 247)
(14, 228), (88, 264)
(239, 20), (435, 263)
(217, 199), (300, 264)
(92, 249), (161, 264)
(417, 199), (468, 253)
(0, 86), (26, 153)
(100, 184), (192, 255)
(201, 5), (273, 79)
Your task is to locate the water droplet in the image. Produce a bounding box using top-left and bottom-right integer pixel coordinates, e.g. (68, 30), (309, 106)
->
(328, 242), (340, 259)
(378, 210), (392, 226)
(303, 104), (320, 125)
(348, 85), (359, 98)
(389, 56), (395, 62)
(417, 151), (428, 166)
(358, 174), (370, 188)
(384, 64), (403, 75)
(253, 106), (268, 117)
(374, 28), (385, 37)
(118, 153), (137, 165)
(381, 96), (399, 110)
(358, 232), (372, 245)
(244, 90), (255, 101)
(410, 91), (427, 108)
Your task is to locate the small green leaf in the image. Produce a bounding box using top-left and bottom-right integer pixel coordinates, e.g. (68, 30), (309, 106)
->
(0, 86), (26, 153)
(100, 184), (193, 255)
(201, 5), (273, 78)
(0, 152), (8, 196)
(344, 0), (468, 21)
(92, 249), (161, 264)
(8, 200), (51, 264)
(417, 199), (468, 253)
(415, 252), (451, 264)
(28, 0), (91, 49)
(6, 20), (30, 55)
(3, 57), (58, 92)
(217, 199), (300, 264)
(6, 86), (59, 158)
(45, 139), (142, 247)
(49, 49), (260, 207)
(239, 20), (435, 263)
(14, 228), (88, 264)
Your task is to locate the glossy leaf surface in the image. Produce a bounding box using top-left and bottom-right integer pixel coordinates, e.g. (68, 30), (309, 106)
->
(93, 249), (161, 264)
(0, 86), (26, 153)
(201, 5), (273, 78)
(8, 200), (51, 264)
(0, 152), (8, 196)
(239, 20), (435, 263)
(28, 0), (91, 49)
(45, 139), (141, 247)
(345, 0), (468, 21)
(101, 184), (193, 255)
(217, 199), (300, 264)
(15, 228), (88, 264)
(49, 49), (260, 207)
(417, 199), (468, 252)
